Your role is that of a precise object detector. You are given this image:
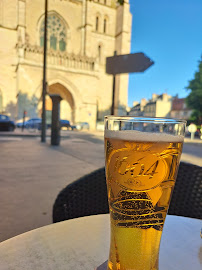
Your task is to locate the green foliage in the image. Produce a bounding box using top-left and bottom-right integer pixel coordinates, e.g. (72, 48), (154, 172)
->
(186, 59), (202, 124)
(117, 0), (124, 5)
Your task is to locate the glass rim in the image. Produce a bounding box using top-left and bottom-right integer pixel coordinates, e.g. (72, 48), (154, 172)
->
(104, 115), (187, 124)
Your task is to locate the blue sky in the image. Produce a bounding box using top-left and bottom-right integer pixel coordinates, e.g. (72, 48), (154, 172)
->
(128, 0), (202, 107)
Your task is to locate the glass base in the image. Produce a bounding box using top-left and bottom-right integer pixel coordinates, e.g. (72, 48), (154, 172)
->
(96, 260), (108, 270)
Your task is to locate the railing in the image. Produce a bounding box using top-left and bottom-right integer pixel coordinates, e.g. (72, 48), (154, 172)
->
(22, 43), (96, 72)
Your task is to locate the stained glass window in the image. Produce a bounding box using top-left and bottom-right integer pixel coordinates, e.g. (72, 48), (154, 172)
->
(50, 35), (57, 50)
(40, 36), (44, 47)
(40, 14), (67, 51)
(59, 39), (66, 51)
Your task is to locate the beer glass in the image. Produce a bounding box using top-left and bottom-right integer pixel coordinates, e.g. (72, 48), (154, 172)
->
(104, 116), (186, 270)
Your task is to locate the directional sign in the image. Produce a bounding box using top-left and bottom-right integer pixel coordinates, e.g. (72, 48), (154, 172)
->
(106, 52), (154, 75)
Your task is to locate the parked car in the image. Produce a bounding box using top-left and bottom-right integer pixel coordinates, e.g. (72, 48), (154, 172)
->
(71, 122), (90, 131)
(0, 114), (15, 131)
(16, 121), (23, 128)
(17, 118), (42, 130)
(46, 119), (73, 130)
(26, 118), (42, 130)
(17, 118), (75, 131)
(60, 119), (72, 130)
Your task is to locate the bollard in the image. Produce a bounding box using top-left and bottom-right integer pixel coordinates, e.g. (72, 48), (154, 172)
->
(50, 95), (62, 146)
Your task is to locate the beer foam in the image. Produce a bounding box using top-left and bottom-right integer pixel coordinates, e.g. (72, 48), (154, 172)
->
(105, 130), (184, 142)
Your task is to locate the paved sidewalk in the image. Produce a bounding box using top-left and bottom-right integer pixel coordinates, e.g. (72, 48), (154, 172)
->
(0, 137), (104, 242)
(184, 137), (202, 144)
(0, 131), (201, 243)
(1, 129), (202, 144)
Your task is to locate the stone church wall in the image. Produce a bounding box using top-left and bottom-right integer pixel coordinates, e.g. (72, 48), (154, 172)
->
(0, 0), (132, 129)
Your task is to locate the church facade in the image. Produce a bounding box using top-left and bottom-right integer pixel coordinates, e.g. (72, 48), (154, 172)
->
(0, 0), (131, 129)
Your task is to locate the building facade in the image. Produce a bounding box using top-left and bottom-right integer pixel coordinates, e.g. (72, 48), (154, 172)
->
(129, 93), (172, 118)
(0, 0), (132, 129)
(129, 98), (147, 116)
(170, 97), (192, 120)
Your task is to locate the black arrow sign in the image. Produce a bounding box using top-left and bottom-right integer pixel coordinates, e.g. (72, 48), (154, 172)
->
(106, 52), (154, 75)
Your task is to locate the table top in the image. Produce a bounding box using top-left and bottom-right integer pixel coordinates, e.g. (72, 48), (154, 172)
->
(0, 215), (201, 270)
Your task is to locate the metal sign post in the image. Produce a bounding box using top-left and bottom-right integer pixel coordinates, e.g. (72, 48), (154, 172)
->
(22, 110), (27, 132)
(106, 52), (154, 115)
(111, 51), (117, 115)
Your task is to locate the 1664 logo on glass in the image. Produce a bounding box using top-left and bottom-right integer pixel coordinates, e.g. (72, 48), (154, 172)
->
(109, 147), (167, 192)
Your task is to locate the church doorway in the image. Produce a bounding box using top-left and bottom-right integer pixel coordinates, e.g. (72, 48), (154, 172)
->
(47, 83), (75, 124)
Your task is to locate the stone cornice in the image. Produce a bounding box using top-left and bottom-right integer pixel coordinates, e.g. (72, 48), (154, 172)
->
(56, 0), (82, 4)
(16, 42), (100, 77)
(115, 30), (129, 38)
(90, 0), (116, 9)
(18, 59), (99, 79)
(69, 0), (82, 4)
(91, 30), (115, 39)
(0, 25), (17, 31)
(16, 43), (96, 63)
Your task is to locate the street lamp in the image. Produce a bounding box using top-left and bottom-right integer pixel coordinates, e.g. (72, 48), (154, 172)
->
(41, 0), (48, 142)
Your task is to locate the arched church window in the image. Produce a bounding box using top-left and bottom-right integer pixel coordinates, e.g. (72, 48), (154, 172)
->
(0, 90), (3, 112)
(103, 18), (107, 33)
(40, 14), (67, 52)
(98, 44), (102, 61)
(95, 16), (99, 32)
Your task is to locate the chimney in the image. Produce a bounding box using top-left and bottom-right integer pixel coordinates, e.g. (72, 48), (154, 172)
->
(133, 101), (139, 107)
(140, 98), (147, 107)
(152, 93), (158, 101)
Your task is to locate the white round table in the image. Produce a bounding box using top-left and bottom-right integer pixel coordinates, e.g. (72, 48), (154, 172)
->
(0, 215), (201, 270)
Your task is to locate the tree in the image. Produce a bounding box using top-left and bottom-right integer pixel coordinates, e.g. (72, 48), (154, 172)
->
(186, 58), (202, 124)
(117, 0), (124, 5)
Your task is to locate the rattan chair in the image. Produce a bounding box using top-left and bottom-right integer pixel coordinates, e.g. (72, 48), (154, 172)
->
(52, 162), (202, 223)
(168, 162), (202, 219)
(53, 168), (109, 223)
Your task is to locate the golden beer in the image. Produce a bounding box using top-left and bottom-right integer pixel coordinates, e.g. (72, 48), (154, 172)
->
(105, 130), (183, 270)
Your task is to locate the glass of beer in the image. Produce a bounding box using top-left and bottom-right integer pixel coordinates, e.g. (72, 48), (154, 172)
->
(104, 116), (186, 270)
